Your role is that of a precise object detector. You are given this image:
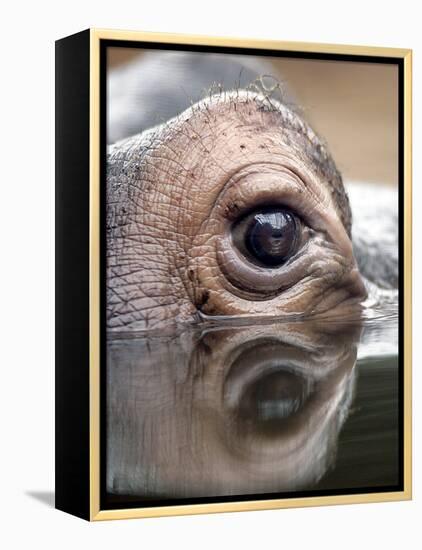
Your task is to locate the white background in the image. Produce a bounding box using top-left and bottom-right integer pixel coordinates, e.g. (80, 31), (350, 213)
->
(1, 0), (419, 548)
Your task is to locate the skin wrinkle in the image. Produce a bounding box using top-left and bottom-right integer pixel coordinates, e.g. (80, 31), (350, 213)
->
(211, 164), (324, 230)
(216, 233), (320, 300)
(107, 128), (193, 329)
(106, 91), (365, 330)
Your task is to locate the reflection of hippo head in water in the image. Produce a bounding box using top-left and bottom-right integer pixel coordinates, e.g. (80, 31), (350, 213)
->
(107, 90), (367, 330)
(106, 321), (359, 499)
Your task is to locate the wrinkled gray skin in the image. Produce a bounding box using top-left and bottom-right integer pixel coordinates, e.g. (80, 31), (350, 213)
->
(107, 53), (398, 332)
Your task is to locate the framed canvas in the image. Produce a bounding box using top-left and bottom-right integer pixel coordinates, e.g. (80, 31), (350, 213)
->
(55, 29), (412, 521)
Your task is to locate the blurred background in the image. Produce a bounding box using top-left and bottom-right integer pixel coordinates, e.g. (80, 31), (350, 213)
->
(107, 47), (398, 187)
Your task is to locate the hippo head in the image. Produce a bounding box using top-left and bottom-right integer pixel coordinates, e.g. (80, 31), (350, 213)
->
(106, 90), (367, 331)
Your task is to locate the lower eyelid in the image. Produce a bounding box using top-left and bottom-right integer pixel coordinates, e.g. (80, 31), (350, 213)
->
(216, 231), (313, 297)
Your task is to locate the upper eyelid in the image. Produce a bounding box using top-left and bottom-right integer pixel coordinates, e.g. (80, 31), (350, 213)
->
(222, 187), (313, 237)
(214, 167), (321, 228)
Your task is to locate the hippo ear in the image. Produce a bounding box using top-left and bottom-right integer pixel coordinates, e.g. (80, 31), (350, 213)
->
(347, 182), (398, 290)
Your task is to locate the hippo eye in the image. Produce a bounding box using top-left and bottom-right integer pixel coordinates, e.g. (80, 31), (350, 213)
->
(232, 208), (300, 267)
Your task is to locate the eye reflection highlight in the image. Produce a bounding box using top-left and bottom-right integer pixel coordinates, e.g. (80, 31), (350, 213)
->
(246, 210), (298, 266)
(232, 207), (300, 268)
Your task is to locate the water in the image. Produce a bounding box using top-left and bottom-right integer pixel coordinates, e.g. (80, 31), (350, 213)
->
(104, 309), (399, 507)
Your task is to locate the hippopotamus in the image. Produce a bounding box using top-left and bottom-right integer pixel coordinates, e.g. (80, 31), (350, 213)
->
(106, 53), (398, 332)
(105, 53), (399, 502)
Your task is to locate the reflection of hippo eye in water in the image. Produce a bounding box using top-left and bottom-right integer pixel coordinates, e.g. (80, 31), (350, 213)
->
(223, 339), (317, 438)
(239, 369), (312, 425)
(232, 207), (301, 268)
(106, 323), (361, 499)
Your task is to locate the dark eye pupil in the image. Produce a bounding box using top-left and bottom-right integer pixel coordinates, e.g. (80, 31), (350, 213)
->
(245, 209), (298, 267)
